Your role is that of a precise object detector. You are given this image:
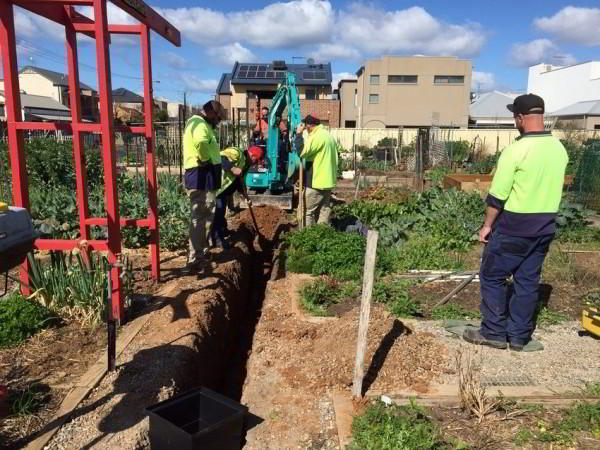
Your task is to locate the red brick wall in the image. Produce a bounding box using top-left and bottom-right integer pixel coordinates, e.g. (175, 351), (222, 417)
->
(246, 98), (340, 128)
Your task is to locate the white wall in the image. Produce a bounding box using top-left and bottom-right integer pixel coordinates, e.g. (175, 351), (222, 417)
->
(528, 62), (600, 113)
(18, 73), (59, 103)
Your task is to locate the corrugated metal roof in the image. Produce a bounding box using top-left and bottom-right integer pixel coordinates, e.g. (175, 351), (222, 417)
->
(548, 100), (600, 116)
(217, 73), (232, 95)
(470, 91), (518, 119)
(19, 66), (96, 92)
(112, 87), (144, 104)
(0, 90), (70, 111)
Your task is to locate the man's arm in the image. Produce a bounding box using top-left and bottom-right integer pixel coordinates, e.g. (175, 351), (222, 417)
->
(480, 206), (501, 243)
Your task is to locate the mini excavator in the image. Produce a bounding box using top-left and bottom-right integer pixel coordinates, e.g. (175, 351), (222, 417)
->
(243, 72), (302, 209)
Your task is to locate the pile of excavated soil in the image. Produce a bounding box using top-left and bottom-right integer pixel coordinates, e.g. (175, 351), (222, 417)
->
(236, 205), (290, 241)
(248, 275), (450, 395)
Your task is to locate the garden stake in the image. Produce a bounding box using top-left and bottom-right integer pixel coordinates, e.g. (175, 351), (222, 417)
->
(435, 245), (484, 308)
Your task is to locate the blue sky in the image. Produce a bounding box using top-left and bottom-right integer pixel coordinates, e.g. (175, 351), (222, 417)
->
(5, 1), (600, 105)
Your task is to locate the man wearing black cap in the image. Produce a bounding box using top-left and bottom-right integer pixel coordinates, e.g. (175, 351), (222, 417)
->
(463, 94), (568, 351)
(182, 100), (227, 271)
(299, 115), (338, 226)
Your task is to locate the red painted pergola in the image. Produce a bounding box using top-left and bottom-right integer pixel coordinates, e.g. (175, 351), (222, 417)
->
(0, 0), (181, 321)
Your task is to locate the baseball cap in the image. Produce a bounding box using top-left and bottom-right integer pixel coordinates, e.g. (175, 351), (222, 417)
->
(507, 94), (545, 115)
(303, 114), (320, 125)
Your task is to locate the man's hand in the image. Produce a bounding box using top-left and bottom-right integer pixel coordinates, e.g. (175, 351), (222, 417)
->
(246, 199), (253, 207)
(479, 225), (492, 243)
(231, 167), (242, 176)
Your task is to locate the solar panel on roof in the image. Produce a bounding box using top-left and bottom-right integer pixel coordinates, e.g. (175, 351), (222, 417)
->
(239, 65), (249, 71)
(257, 72), (266, 78)
(247, 71), (257, 78)
(238, 71), (248, 78)
(249, 65), (258, 71)
(303, 72), (315, 80)
(276, 72), (285, 79)
(266, 71), (275, 78)
(258, 65), (268, 71)
(315, 71), (327, 80)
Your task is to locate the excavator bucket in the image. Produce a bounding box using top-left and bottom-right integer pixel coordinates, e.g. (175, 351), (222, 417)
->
(241, 192), (293, 210)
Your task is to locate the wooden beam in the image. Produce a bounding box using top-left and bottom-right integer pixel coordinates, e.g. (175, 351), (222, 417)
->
(109, 0), (180, 46)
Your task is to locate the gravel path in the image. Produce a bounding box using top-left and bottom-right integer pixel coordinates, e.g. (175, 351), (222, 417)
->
(413, 320), (600, 389)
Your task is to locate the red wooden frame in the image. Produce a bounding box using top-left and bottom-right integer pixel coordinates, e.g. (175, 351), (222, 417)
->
(0, 0), (181, 320)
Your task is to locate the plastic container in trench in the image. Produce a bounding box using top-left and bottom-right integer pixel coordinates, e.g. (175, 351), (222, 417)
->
(146, 387), (248, 450)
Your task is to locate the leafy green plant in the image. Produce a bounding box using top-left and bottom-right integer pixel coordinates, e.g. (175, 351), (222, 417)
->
(27, 251), (133, 325)
(0, 292), (58, 348)
(431, 304), (480, 320)
(373, 280), (421, 317)
(348, 400), (445, 450)
(300, 277), (341, 316)
(9, 383), (51, 416)
(467, 152), (499, 175)
(393, 236), (464, 272)
(445, 140), (471, 163)
(535, 305), (568, 326)
(427, 167), (451, 187)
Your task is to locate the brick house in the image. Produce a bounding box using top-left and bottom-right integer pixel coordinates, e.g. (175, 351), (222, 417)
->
(216, 61), (340, 127)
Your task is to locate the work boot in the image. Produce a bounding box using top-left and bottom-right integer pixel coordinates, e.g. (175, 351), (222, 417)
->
(462, 328), (507, 350)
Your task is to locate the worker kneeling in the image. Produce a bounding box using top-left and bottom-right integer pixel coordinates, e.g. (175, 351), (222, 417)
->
(211, 146), (261, 249)
(300, 115), (338, 226)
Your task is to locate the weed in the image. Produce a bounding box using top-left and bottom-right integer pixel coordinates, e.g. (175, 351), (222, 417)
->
(535, 305), (568, 326)
(300, 277), (341, 316)
(9, 383), (51, 416)
(0, 293), (58, 348)
(373, 280), (421, 317)
(583, 382), (600, 397)
(348, 400), (445, 450)
(513, 428), (534, 445)
(431, 304), (480, 321)
(456, 350), (501, 423)
(558, 402), (600, 435)
(393, 236), (464, 272)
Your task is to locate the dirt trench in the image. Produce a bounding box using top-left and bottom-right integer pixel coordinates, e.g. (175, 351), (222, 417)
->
(42, 206), (291, 449)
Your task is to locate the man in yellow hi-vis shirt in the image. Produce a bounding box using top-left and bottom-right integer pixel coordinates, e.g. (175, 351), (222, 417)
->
(183, 100), (226, 271)
(300, 115), (338, 226)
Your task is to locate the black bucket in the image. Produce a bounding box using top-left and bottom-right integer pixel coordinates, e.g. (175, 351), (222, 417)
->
(146, 387), (247, 450)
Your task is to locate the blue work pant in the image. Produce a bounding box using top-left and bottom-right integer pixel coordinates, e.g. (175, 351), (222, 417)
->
(480, 231), (553, 345)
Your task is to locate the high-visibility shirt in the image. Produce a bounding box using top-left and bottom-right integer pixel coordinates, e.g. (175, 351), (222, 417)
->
(486, 131), (568, 236)
(183, 115), (221, 191)
(217, 147), (247, 197)
(300, 125), (338, 190)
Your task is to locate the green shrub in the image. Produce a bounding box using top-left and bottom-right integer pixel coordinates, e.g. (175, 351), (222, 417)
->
(393, 236), (464, 272)
(431, 304), (480, 320)
(349, 400), (444, 450)
(0, 293), (57, 348)
(467, 152), (499, 174)
(373, 280), (421, 317)
(300, 278), (360, 316)
(445, 140), (470, 163)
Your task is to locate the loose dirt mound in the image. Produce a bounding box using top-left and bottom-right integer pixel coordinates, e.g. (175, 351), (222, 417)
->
(249, 275), (449, 395)
(237, 205), (290, 241)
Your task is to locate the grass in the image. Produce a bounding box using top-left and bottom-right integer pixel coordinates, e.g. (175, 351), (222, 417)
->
(430, 304), (480, 321)
(583, 382), (600, 397)
(348, 400), (445, 450)
(513, 401), (600, 445)
(535, 305), (569, 326)
(9, 383), (51, 417)
(300, 277), (359, 316)
(373, 280), (422, 318)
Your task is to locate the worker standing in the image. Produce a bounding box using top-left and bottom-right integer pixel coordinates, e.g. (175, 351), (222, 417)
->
(464, 94), (568, 351)
(183, 100), (227, 271)
(299, 115), (338, 226)
(211, 146), (261, 249)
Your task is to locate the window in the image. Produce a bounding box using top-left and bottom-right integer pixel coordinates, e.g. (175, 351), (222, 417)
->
(595, 124), (600, 130)
(370, 74), (380, 85)
(388, 75), (418, 84)
(345, 120), (356, 128)
(369, 94), (379, 104)
(305, 88), (316, 100)
(434, 75), (465, 84)
(354, 89), (358, 107)
(0, 104), (4, 117)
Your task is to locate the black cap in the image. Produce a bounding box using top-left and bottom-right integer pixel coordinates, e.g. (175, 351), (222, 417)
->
(303, 114), (320, 125)
(507, 94), (545, 115)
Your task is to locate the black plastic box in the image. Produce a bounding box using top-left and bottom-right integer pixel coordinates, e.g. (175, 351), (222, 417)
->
(146, 387), (248, 450)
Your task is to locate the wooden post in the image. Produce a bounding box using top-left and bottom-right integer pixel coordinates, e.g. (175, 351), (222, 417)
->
(352, 230), (379, 398)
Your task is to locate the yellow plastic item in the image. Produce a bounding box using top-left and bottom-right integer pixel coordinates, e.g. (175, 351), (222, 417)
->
(582, 307), (600, 338)
(0, 202), (7, 212)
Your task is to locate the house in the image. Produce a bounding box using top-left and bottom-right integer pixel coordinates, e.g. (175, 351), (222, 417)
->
(547, 100), (600, 130)
(469, 91), (518, 128)
(0, 66), (99, 122)
(0, 90), (71, 122)
(112, 88), (170, 122)
(216, 60), (340, 127)
(528, 62), (600, 115)
(342, 56), (472, 128)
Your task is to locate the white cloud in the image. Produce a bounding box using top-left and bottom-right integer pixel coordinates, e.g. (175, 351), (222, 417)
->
(179, 74), (218, 94)
(472, 71), (496, 92)
(310, 44), (360, 62)
(331, 71), (357, 89)
(207, 43), (257, 67)
(14, 6), (64, 42)
(156, 0), (333, 49)
(509, 39), (576, 67)
(334, 5), (486, 59)
(161, 51), (189, 69)
(534, 6), (600, 46)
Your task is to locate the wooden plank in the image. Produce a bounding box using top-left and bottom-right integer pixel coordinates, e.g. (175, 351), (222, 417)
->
(332, 391), (354, 450)
(352, 230), (378, 398)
